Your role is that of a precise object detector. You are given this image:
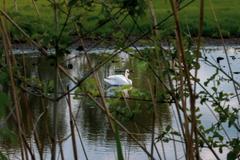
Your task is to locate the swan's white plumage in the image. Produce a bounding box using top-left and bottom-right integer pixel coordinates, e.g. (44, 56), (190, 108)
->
(104, 69), (132, 86)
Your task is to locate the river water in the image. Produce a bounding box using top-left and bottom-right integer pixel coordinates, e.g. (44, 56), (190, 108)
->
(0, 46), (240, 160)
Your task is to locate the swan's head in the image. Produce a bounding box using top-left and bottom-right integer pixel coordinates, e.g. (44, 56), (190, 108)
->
(125, 69), (130, 77)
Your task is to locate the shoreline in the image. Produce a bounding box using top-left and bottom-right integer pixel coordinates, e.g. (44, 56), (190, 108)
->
(6, 37), (240, 51)
(200, 37), (240, 46)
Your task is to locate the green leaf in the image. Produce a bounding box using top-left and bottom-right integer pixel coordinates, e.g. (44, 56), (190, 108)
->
(166, 125), (171, 132)
(228, 114), (237, 128)
(114, 123), (124, 160)
(211, 87), (217, 92)
(171, 131), (181, 137)
(204, 69), (218, 86)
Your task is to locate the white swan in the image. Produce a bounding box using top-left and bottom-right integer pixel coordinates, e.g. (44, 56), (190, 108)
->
(104, 69), (132, 86)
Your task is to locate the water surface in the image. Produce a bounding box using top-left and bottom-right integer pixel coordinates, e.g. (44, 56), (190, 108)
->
(1, 46), (240, 159)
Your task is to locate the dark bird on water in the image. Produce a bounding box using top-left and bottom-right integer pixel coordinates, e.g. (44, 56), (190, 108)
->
(233, 72), (240, 74)
(76, 45), (84, 51)
(230, 56), (236, 60)
(216, 57), (224, 63)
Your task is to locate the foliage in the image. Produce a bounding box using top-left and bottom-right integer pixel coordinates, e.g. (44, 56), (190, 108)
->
(156, 125), (181, 143)
(0, 128), (17, 146)
(0, 152), (8, 160)
(197, 57), (240, 160)
(76, 77), (99, 96)
(0, 93), (9, 118)
(0, 67), (9, 118)
(112, 0), (146, 16)
(1, 0), (240, 39)
(0, 70), (8, 85)
(227, 139), (240, 160)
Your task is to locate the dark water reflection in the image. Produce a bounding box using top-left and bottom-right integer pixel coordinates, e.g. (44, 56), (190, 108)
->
(0, 50), (172, 159)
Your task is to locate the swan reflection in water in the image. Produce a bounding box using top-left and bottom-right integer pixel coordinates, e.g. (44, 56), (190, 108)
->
(106, 85), (132, 98)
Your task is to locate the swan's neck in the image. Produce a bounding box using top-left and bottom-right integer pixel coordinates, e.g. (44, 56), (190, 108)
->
(125, 73), (129, 79)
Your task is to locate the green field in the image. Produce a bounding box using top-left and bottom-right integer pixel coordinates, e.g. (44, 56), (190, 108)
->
(1, 0), (240, 41)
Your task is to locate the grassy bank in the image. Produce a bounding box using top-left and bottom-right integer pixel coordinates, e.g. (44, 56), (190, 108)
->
(1, 0), (240, 42)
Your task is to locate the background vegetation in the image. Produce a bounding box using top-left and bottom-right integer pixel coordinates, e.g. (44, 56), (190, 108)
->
(1, 0), (240, 42)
